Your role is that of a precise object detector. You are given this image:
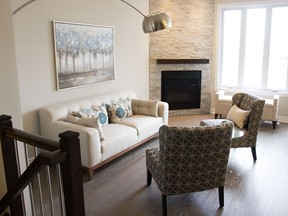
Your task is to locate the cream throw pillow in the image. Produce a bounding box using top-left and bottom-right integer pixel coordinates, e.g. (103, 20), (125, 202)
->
(227, 104), (250, 128)
(66, 115), (105, 141)
(131, 99), (159, 117)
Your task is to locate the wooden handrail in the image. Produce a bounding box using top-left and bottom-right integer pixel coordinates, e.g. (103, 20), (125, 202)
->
(3, 127), (59, 152)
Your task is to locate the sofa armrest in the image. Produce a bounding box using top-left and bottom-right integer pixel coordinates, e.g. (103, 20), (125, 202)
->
(273, 95), (279, 105)
(216, 90), (225, 100)
(158, 101), (169, 125)
(273, 95), (280, 119)
(58, 121), (102, 168)
(39, 114), (102, 168)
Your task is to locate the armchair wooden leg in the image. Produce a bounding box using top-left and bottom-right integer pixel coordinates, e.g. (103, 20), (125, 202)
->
(147, 168), (152, 186)
(272, 121), (277, 129)
(162, 195), (167, 216)
(251, 147), (257, 161)
(218, 186), (224, 207)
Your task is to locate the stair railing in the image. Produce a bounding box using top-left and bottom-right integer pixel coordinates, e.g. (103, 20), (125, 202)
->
(0, 114), (85, 216)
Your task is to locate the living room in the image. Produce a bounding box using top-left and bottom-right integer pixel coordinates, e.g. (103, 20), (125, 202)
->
(1, 0), (288, 215)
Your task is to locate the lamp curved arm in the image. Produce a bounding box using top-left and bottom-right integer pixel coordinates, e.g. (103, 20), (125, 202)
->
(120, 0), (147, 17)
(13, 0), (37, 15)
(13, 0), (147, 17)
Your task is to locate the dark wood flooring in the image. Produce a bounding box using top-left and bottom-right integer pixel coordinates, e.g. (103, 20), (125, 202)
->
(83, 114), (288, 216)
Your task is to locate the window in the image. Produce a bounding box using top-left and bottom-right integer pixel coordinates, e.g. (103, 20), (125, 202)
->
(218, 3), (288, 93)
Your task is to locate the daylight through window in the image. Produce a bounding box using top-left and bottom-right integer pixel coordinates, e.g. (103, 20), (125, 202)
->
(218, 4), (288, 93)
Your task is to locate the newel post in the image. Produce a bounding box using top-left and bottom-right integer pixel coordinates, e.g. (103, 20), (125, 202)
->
(59, 131), (85, 216)
(0, 115), (25, 216)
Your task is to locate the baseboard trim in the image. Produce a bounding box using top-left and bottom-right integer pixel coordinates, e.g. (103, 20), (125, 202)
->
(278, 116), (288, 123)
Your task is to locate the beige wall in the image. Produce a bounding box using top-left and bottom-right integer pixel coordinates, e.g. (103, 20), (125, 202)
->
(0, 0), (23, 214)
(11, 0), (149, 134)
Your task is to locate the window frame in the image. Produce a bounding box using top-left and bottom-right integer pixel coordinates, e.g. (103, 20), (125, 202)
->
(216, 1), (288, 95)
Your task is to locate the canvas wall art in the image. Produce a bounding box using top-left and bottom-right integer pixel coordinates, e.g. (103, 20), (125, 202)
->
(53, 21), (115, 90)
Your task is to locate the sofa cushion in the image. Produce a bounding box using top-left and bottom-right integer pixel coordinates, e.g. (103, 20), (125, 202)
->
(132, 99), (159, 117)
(227, 104), (250, 128)
(91, 104), (109, 126)
(101, 124), (137, 160)
(117, 115), (163, 142)
(106, 98), (133, 123)
(66, 115), (105, 141)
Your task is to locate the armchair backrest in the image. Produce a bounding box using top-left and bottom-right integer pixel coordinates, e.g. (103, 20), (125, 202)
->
(232, 93), (265, 133)
(158, 122), (233, 195)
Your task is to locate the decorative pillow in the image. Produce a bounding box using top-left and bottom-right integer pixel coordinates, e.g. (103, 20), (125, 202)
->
(227, 104), (251, 128)
(106, 98), (133, 123)
(71, 107), (97, 118)
(131, 99), (159, 117)
(91, 104), (109, 126)
(66, 115), (105, 141)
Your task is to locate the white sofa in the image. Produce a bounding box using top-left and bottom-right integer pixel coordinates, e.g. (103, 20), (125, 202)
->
(39, 90), (169, 179)
(215, 90), (279, 129)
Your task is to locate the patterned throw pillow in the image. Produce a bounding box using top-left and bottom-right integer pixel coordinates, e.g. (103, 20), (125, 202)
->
(91, 104), (109, 126)
(106, 98), (133, 123)
(71, 108), (96, 118)
(227, 104), (251, 128)
(66, 115), (105, 141)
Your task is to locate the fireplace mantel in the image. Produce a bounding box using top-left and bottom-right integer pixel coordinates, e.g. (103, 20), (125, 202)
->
(156, 59), (209, 64)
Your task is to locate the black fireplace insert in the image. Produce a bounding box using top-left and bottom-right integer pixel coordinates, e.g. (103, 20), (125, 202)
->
(161, 70), (201, 110)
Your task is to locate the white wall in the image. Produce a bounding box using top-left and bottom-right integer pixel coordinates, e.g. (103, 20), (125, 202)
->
(0, 0), (23, 213)
(11, 0), (149, 134)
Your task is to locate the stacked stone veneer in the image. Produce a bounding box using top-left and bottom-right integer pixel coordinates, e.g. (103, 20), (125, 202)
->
(149, 0), (214, 116)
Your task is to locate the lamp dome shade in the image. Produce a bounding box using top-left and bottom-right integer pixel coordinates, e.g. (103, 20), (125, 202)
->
(142, 12), (172, 33)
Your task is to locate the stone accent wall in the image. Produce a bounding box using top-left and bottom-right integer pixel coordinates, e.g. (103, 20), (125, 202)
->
(149, 0), (214, 116)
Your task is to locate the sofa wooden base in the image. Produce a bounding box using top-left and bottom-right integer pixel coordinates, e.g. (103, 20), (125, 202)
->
(83, 133), (159, 180)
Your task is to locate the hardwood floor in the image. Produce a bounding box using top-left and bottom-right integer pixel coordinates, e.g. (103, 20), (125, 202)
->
(83, 114), (288, 216)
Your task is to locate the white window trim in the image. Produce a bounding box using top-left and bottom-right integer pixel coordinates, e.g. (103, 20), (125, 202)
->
(215, 0), (288, 96)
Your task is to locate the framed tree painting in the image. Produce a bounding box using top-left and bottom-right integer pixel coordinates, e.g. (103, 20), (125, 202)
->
(53, 21), (115, 90)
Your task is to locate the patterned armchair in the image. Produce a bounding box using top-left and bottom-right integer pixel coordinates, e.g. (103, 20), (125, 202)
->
(146, 122), (233, 216)
(231, 93), (265, 161)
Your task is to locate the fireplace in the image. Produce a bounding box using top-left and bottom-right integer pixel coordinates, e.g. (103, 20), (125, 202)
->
(161, 70), (201, 110)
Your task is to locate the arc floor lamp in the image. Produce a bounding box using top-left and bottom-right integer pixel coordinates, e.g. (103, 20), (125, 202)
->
(13, 0), (172, 33)
(120, 0), (172, 33)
